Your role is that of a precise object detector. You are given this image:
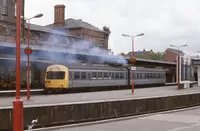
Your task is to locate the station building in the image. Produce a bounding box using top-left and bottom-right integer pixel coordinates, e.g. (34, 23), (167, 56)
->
(0, 1), (111, 88)
(0, 1), (192, 89)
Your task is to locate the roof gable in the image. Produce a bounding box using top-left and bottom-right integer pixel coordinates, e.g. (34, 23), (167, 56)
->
(166, 48), (184, 55)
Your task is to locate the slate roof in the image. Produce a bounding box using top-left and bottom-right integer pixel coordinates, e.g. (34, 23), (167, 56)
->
(167, 48), (184, 55)
(46, 18), (104, 32)
(24, 23), (81, 39)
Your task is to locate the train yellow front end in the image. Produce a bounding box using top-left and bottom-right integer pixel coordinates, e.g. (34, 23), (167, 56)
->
(44, 65), (69, 93)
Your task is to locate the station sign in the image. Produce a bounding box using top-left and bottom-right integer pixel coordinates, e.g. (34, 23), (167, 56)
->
(131, 66), (136, 70)
(179, 56), (193, 82)
(25, 63), (31, 66)
(192, 59), (200, 65)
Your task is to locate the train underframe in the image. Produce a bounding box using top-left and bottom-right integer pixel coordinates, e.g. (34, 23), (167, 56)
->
(43, 83), (166, 94)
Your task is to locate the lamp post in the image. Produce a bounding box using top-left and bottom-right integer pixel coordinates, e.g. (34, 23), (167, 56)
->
(13, 0), (23, 131)
(24, 13), (43, 100)
(170, 44), (187, 89)
(122, 33), (144, 94)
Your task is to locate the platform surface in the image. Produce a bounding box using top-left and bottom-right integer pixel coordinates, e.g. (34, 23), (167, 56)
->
(0, 85), (200, 108)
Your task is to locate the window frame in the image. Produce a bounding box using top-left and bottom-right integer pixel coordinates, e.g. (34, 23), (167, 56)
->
(2, 0), (8, 16)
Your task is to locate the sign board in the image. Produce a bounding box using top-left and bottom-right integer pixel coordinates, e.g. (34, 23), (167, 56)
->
(131, 66), (136, 70)
(192, 59), (200, 65)
(25, 63), (31, 66)
(179, 56), (194, 82)
(50, 66), (60, 71)
(26, 70), (31, 84)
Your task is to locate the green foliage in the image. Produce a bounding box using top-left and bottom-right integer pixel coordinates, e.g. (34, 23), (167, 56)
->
(135, 51), (166, 60)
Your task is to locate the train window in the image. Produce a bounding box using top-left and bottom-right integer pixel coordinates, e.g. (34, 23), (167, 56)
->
(155, 73), (158, 78)
(81, 72), (86, 80)
(98, 72), (103, 79)
(144, 73), (147, 78)
(140, 73), (142, 79)
(153, 73), (155, 78)
(158, 73), (160, 78)
(161, 73), (164, 78)
(115, 73), (119, 79)
(104, 72), (108, 79)
(120, 72), (124, 79)
(74, 72), (80, 80)
(150, 73), (152, 78)
(160, 73), (162, 78)
(92, 72), (97, 79)
(46, 71), (65, 79)
(147, 73), (149, 78)
(112, 73), (114, 79)
(136, 73), (139, 79)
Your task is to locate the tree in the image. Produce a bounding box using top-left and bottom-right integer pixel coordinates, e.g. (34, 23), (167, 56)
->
(103, 26), (111, 34)
(136, 51), (166, 60)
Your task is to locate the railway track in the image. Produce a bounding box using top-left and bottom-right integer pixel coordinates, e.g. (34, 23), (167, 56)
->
(0, 89), (43, 97)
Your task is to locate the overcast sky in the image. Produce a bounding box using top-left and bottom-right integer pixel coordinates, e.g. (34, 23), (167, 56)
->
(25, 0), (200, 56)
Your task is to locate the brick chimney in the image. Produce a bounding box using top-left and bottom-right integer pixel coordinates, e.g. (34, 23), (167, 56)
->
(54, 5), (65, 26)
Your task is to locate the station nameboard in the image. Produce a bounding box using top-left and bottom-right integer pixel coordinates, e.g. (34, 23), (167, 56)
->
(179, 56), (193, 82)
(192, 59), (200, 65)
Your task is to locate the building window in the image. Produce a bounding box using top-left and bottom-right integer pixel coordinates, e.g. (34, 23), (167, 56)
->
(15, 1), (16, 17)
(2, 0), (8, 16)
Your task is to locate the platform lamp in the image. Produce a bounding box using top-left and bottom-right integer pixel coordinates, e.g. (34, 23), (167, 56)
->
(24, 13), (43, 100)
(13, 0), (23, 131)
(170, 44), (187, 89)
(122, 33), (144, 94)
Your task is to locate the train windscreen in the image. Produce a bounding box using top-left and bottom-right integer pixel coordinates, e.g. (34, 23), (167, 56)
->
(46, 71), (65, 79)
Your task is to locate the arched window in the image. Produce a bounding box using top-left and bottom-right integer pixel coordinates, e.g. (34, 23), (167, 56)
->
(2, 0), (8, 15)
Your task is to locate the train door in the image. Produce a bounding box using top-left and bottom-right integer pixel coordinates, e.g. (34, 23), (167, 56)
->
(87, 72), (91, 87)
(127, 69), (130, 86)
(68, 71), (73, 88)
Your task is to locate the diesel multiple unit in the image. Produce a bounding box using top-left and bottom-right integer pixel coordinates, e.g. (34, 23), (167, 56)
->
(44, 63), (166, 93)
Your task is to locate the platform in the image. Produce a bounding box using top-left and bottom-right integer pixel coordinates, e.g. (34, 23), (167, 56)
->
(0, 84), (199, 108)
(1, 85), (200, 130)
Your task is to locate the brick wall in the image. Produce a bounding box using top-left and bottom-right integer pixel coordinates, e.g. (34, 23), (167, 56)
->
(68, 28), (108, 49)
(0, 0), (24, 36)
(68, 28), (82, 37)
(163, 50), (177, 62)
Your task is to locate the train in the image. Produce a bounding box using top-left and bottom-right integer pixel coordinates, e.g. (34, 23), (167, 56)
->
(44, 63), (166, 93)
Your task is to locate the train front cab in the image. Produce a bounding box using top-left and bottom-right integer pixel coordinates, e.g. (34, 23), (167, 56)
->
(44, 65), (69, 93)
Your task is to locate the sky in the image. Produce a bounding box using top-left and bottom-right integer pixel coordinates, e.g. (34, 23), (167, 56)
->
(25, 0), (200, 56)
